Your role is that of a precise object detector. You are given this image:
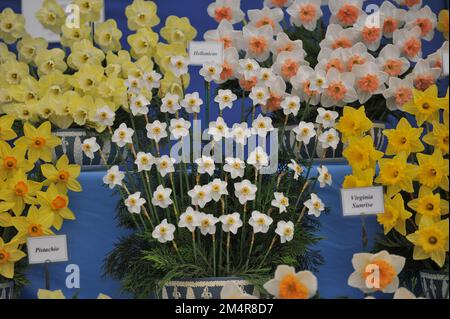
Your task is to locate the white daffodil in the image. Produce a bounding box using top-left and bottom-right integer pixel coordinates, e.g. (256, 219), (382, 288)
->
(234, 179), (257, 204)
(382, 77), (414, 111)
(198, 213), (219, 235)
(272, 192), (289, 213)
(264, 0), (293, 8)
(156, 155), (176, 177)
(217, 47), (240, 84)
(188, 185), (212, 208)
(249, 85), (270, 106)
(425, 41), (448, 79)
(288, 159), (303, 180)
(219, 212), (243, 234)
(348, 250), (405, 294)
(290, 65), (322, 106)
(352, 13), (383, 52)
(208, 117), (230, 141)
(321, 68), (357, 107)
(281, 95), (301, 116)
(125, 192), (146, 214)
(181, 92), (203, 114)
(161, 93), (181, 114)
(220, 282), (258, 299)
(316, 107), (339, 129)
(241, 24), (273, 62)
(393, 287), (425, 299)
(135, 152), (155, 172)
(178, 207), (200, 232)
(375, 44), (410, 78)
(146, 120), (168, 142)
(195, 156), (216, 176)
(224, 157), (246, 179)
(248, 211), (273, 234)
(319, 24), (358, 51)
(293, 121), (316, 145)
(204, 20), (241, 50)
(112, 123), (134, 148)
(340, 42), (375, 73)
(169, 55), (189, 77)
(103, 165), (125, 189)
(316, 47), (346, 74)
(318, 128), (340, 150)
(380, 1), (406, 39)
(248, 6), (283, 33)
(272, 51), (307, 81)
(287, 0), (323, 31)
(406, 59), (441, 92)
(209, 178), (229, 202)
(200, 62), (223, 82)
(393, 0), (422, 10)
(170, 118), (191, 140)
(247, 146), (269, 171)
(393, 26), (422, 62)
(257, 67), (276, 84)
(130, 94), (150, 116)
(317, 165), (332, 188)
(275, 221), (295, 243)
(238, 58), (260, 79)
(252, 114), (274, 137)
(231, 122), (251, 145)
(264, 265), (317, 299)
(304, 193), (324, 217)
(206, 0), (245, 25)
(124, 75), (142, 94)
(271, 32), (305, 61)
(94, 106), (115, 127)
(214, 89), (237, 110)
(142, 70), (162, 91)
(152, 219), (176, 243)
(329, 0), (363, 27)
(405, 5), (437, 42)
(82, 137), (100, 159)
(151, 185), (173, 208)
(353, 62), (388, 104)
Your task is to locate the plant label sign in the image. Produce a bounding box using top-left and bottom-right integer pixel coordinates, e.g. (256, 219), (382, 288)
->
(27, 235), (69, 264)
(188, 41), (224, 66)
(340, 186), (384, 217)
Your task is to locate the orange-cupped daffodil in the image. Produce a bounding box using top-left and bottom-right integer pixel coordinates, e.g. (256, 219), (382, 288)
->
(0, 238), (26, 279)
(0, 143), (33, 180)
(403, 85), (447, 126)
(41, 155), (82, 192)
(342, 136), (384, 171)
(416, 149), (449, 191)
(36, 183), (75, 230)
(11, 205), (54, 244)
(408, 186), (449, 224)
(377, 194), (412, 236)
(383, 118), (424, 156)
(335, 106), (373, 143)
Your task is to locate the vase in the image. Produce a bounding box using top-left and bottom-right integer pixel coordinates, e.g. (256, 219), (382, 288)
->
(0, 281), (14, 299)
(420, 270), (449, 299)
(52, 128), (128, 170)
(162, 277), (257, 299)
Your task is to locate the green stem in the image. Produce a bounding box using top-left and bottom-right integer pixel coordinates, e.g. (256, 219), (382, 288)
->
(245, 232), (255, 271)
(226, 232), (231, 275)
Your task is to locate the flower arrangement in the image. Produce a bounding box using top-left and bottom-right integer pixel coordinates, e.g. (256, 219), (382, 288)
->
(0, 115), (81, 295)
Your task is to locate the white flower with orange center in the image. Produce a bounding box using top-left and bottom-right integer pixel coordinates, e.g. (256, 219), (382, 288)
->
(382, 77), (414, 111)
(204, 20), (241, 50)
(217, 47), (239, 84)
(161, 93), (181, 114)
(170, 118), (191, 140)
(287, 0), (323, 31)
(353, 13), (383, 52)
(316, 107), (339, 129)
(248, 211), (273, 233)
(288, 159), (303, 180)
(271, 32), (305, 60)
(262, 76), (287, 113)
(181, 92), (204, 114)
(94, 106), (115, 127)
(251, 114), (274, 137)
(238, 58), (260, 81)
(152, 219), (176, 243)
(215, 89), (237, 110)
(220, 282), (258, 299)
(425, 41), (448, 80)
(241, 24), (273, 62)
(231, 122), (251, 145)
(393, 26), (422, 62)
(380, 1), (406, 38)
(406, 59), (441, 92)
(319, 24), (358, 50)
(248, 7), (284, 33)
(199, 62), (223, 82)
(112, 123), (134, 148)
(275, 221), (295, 243)
(178, 207), (200, 232)
(347, 250), (406, 293)
(247, 146), (269, 171)
(317, 165), (333, 188)
(124, 75), (142, 94)
(103, 165), (124, 189)
(124, 192), (146, 214)
(394, 0), (422, 10)
(81, 137), (100, 160)
(353, 62), (388, 104)
(234, 179), (257, 204)
(207, 0), (245, 24)
(329, 0), (363, 27)
(293, 121), (316, 145)
(321, 68), (357, 107)
(318, 128), (340, 150)
(195, 156), (216, 176)
(146, 120), (168, 142)
(130, 94), (150, 116)
(142, 70), (161, 91)
(209, 178), (229, 202)
(376, 44), (410, 78)
(264, 265), (318, 299)
(291, 65), (321, 105)
(208, 116), (230, 141)
(151, 185), (173, 209)
(272, 192), (290, 213)
(273, 51), (306, 81)
(304, 193), (324, 217)
(264, 0), (293, 8)
(405, 5), (437, 41)
(188, 185), (212, 208)
(219, 212), (243, 234)
(169, 55), (189, 77)
(224, 157), (246, 179)
(281, 95), (301, 116)
(198, 213), (219, 235)
(316, 47), (347, 74)
(135, 152), (155, 172)
(156, 155), (175, 177)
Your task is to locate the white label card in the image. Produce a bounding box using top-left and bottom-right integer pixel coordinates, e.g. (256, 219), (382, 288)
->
(340, 186), (384, 217)
(188, 41), (224, 66)
(27, 235), (69, 264)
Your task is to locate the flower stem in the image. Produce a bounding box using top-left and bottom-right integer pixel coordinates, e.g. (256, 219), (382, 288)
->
(245, 232), (255, 271)
(226, 232), (231, 275)
(212, 234), (217, 276)
(259, 236), (277, 267)
(192, 231), (197, 264)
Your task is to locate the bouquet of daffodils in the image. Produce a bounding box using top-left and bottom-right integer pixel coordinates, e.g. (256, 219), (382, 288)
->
(0, 115), (81, 293)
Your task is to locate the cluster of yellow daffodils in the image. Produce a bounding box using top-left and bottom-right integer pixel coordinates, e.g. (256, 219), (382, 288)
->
(339, 84), (449, 269)
(0, 115), (81, 280)
(0, 0), (196, 131)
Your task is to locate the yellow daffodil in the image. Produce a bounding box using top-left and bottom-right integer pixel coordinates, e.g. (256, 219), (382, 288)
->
(407, 218), (449, 267)
(49, 91), (78, 129)
(73, 0), (104, 22)
(416, 149), (449, 191)
(383, 118), (424, 156)
(11, 206), (54, 244)
(0, 114), (17, 142)
(0, 201), (15, 227)
(17, 35), (48, 65)
(408, 186), (449, 224)
(9, 76), (40, 107)
(126, 55), (154, 79)
(97, 293), (112, 299)
(36, 0), (65, 34)
(342, 168), (375, 189)
(67, 39), (105, 71)
(39, 70), (69, 101)
(94, 19), (122, 52)
(34, 48), (67, 76)
(125, 0), (160, 31)
(0, 143), (33, 180)
(403, 85), (447, 126)
(14, 121), (61, 163)
(41, 155), (82, 192)
(437, 10), (449, 40)
(423, 119), (449, 155)
(0, 42), (15, 65)
(3, 102), (39, 123)
(127, 27), (159, 60)
(61, 24), (91, 48)
(336, 106), (373, 143)
(377, 194), (412, 236)
(0, 59), (29, 85)
(37, 289), (66, 299)
(160, 72), (189, 98)
(37, 183), (75, 230)
(375, 152), (419, 198)
(154, 42), (187, 74)
(160, 16), (197, 46)
(342, 136), (383, 171)
(70, 64), (105, 94)
(0, 8), (26, 44)
(97, 76), (127, 105)
(0, 238), (26, 279)
(68, 94), (94, 126)
(0, 170), (41, 216)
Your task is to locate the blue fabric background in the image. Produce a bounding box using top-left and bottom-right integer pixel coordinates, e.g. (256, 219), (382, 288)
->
(0, 0), (448, 299)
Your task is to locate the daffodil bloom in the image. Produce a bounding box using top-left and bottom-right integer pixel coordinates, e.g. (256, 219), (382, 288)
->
(152, 219), (176, 243)
(94, 19), (123, 52)
(335, 106), (373, 142)
(0, 8), (26, 44)
(247, 146), (269, 171)
(408, 187), (449, 224)
(128, 27), (159, 60)
(125, 0), (160, 31)
(407, 218), (449, 267)
(219, 212), (243, 234)
(264, 265), (317, 299)
(40, 155), (82, 192)
(36, 183), (75, 230)
(160, 16), (197, 46)
(0, 114), (17, 142)
(17, 35), (48, 65)
(343, 136), (384, 171)
(342, 168), (375, 189)
(34, 48), (67, 76)
(437, 10), (449, 40)
(36, 0), (65, 34)
(403, 85), (447, 126)
(0, 238), (26, 279)
(220, 282), (257, 299)
(0, 202), (15, 227)
(0, 144), (33, 180)
(60, 24), (91, 48)
(73, 0), (104, 22)
(14, 121), (61, 163)
(67, 39), (105, 70)
(12, 206), (54, 244)
(377, 194), (412, 236)
(383, 118), (424, 156)
(37, 289), (66, 299)
(423, 120), (449, 155)
(154, 42), (187, 74)
(416, 149), (449, 191)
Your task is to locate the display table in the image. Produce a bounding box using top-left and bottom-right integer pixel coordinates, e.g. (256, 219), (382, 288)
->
(20, 164), (380, 299)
